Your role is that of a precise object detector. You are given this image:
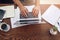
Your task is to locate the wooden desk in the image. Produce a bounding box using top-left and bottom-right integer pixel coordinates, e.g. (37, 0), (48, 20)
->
(0, 4), (60, 40)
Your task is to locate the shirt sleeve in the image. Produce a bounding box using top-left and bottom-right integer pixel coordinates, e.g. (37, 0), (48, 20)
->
(0, 0), (14, 4)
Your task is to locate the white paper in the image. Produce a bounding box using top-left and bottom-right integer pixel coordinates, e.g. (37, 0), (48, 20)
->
(42, 5), (60, 32)
(0, 5), (14, 18)
(42, 5), (60, 25)
(11, 5), (41, 28)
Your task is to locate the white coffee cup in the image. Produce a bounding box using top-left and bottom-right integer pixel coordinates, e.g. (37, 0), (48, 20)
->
(0, 22), (10, 32)
(50, 28), (57, 35)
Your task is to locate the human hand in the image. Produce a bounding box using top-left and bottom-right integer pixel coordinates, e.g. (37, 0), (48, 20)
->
(32, 6), (40, 17)
(20, 6), (28, 17)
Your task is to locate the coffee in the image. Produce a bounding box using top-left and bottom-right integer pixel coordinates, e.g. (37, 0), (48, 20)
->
(1, 24), (7, 30)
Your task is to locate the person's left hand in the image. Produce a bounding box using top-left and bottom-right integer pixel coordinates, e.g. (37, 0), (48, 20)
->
(32, 6), (40, 17)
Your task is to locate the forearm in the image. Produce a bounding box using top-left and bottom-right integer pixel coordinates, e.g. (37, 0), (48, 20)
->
(35, 0), (40, 6)
(13, 0), (24, 8)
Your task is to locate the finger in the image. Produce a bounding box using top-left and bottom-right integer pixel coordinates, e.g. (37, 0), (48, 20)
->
(33, 9), (39, 17)
(32, 8), (35, 16)
(35, 10), (39, 16)
(20, 8), (28, 17)
(25, 8), (28, 16)
(33, 9), (36, 17)
(32, 8), (35, 14)
(26, 8), (29, 13)
(21, 11), (24, 16)
(21, 11), (26, 17)
(25, 11), (28, 17)
(23, 11), (28, 17)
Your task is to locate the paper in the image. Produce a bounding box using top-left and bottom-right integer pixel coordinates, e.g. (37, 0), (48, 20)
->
(42, 5), (60, 32)
(11, 5), (41, 28)
(42, 5), (60, 25)
(0, 5), (14, 18)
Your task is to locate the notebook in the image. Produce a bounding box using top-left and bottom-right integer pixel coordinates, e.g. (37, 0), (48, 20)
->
(0, 5), (14, 18)
(42, 5), (60, 32)
(42, 5), (60, 25)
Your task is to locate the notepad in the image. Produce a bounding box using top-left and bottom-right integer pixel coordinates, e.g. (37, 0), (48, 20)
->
(0, 5), (14, 18)
(42, 5), (60, 32)
(42, 5), (60, 25)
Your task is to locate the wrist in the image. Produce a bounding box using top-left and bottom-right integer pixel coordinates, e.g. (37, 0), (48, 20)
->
(35, 5), (40, 8)
(19, 5), (24, 9)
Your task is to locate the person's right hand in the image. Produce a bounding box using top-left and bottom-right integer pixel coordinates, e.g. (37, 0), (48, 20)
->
(19, 6), (28, 17)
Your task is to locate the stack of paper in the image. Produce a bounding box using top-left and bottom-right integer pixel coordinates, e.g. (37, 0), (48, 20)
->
(42, 5), (60, 32)
(11, 5), (41, 28)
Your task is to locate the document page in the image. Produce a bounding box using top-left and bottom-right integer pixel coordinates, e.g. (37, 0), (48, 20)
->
(42, 5), (60, 25)
(42, 5), (60, 32)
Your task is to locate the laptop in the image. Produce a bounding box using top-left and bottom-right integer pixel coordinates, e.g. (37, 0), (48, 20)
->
(10, 5), (41, 28)
(19, 12), (39, 24)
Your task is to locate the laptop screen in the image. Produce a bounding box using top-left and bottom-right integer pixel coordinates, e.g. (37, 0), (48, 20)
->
(0, 9), (5, 21)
